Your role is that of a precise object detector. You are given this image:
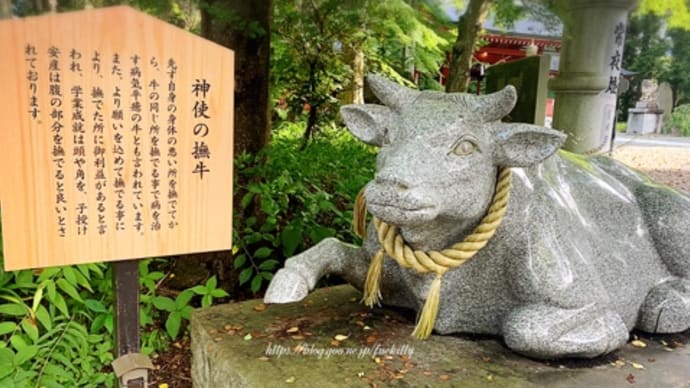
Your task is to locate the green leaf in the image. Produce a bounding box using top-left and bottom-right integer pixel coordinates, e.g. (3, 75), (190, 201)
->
(20, 320), (38, 343)
(84, 299), (107, 313)
(210, 289), (229, 298)
(56, 279), (82, 302)
(31, 285), (44, 313)
(201, 295), (212, 308)
(258, 260), (279, 271)
(251, 275), (262, 294)
(0, 304), (26, 316)
(62, 266), (78, 286)
(151, 297), (175, 312)
(0, 322), (16, 336)
(0, 348), (14, 379)
(189, 285), (207, 295)
(206, 276), (217, 289)
(254, 247), (272, 259)
(165, 312), (182, 339)
(281, 225), (303, 257)
(233, 254), (246, 270)
(175, 291), (194, 308)
(238, 268), (253, 286)
(260, 271), (274, 281)
(35, 305), (51, 331)
(51, 293), (69, 317)
(13, 344), (37, 365)
(179, 306), (194, 320)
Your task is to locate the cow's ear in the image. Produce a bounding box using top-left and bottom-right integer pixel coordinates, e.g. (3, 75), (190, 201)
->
(341, 104), (393, 147)
(491, 123), (566, 167)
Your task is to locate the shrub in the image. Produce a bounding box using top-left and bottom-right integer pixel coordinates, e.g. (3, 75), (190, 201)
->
(663, 104), (690, 136)
(232, 122), (376, 294)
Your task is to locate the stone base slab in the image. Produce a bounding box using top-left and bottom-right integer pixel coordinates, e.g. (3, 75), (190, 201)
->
(191, 285), (690, 387)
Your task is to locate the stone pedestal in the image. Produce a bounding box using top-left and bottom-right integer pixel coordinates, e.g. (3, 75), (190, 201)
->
(549, 0), (639, 154)
(191, 285), (690, 388)
(627, 103), (664, 135)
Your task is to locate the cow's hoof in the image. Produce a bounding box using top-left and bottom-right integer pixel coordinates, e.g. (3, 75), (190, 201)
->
(503, 304), (628, 359)
(637, 278), (690, 333)
(263, 268), (310, 304)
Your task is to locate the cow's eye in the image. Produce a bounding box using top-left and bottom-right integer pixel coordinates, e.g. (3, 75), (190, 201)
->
(451, 139), (478, 156)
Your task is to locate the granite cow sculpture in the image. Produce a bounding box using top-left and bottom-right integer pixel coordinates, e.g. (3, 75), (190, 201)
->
(264, 74), (690, 359)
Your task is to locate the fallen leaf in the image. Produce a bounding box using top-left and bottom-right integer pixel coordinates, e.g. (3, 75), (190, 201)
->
(254, 303), (267, 312)
(349, 297), (358, 302)
(365, 335), (377, 345)
(330, 339), (340, 347)
(355, 320), (365, 326)
(208, 329), (218, 335)
(243, 333), (252, 341)
(258, 356), (270, 361)
(291, 335), (304, 340)
(611, 360), (626, 368)
(285, 376), (296, 384)
(159, 384), (169, 388)
(422, 371), (432, 376)
(363, 325), (372, 331)
(630, 362), (644, 369)
(357, 371), (365, 377)
(334, 334), (349, 341)
(384, 355), (393, 360)
(439, 374), (450, 381)
(400, 355), (409, 363)
(631, 340), (647, 348)
(626, 373), (635, 384)
(214, 337), (223, 342)
(374, 357), (383, 364)
(286, 326), (299, 334)
(293, 344), (304, 353)
(487, 375), (494, 382)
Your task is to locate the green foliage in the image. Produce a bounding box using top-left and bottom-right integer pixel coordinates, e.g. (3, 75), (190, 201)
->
(618, 13), (671, 121)
(637, 0), (690, 29)
(233, 122), (377, 294)
(272, 0), (452, 143)
(189, 276), (230, 308)
(662, 104), (690, 136)
(0, 253), (116, 387)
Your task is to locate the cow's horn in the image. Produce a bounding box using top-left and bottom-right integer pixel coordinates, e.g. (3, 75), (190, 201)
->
(473, 85), (517, 121)
(367, 74), (420, 110)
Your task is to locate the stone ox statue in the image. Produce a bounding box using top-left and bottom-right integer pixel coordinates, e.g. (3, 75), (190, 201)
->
(264, 75), (690, 359)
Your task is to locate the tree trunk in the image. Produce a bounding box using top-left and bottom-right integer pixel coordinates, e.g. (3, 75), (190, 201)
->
(446, 0), (492, 93)
(0, 0), (11, 19)
(201, 0), (272, 156)
(169, 1), (272, 294)
(341, 45), (365, 105)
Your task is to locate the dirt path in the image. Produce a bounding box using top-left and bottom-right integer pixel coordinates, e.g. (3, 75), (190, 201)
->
(612, 145), (690, 194)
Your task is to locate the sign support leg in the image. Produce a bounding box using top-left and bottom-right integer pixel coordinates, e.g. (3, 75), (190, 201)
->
(112, 259), (153, 388)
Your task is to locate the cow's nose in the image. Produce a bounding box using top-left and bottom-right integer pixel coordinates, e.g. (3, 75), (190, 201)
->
(375, 173), (411, 190)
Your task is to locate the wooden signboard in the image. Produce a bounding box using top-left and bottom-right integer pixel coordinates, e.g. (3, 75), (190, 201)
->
(0, 6), (234, 270)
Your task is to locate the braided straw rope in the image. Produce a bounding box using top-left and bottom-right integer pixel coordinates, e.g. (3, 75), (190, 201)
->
(354, 166), (512, 339)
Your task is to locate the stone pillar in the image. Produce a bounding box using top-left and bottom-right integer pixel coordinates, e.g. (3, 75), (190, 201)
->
(549, 0), (638, 154)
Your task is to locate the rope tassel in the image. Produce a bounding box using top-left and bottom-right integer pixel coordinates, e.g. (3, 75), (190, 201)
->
(362, 249), (385, 307)
(412, 273), (443, 339)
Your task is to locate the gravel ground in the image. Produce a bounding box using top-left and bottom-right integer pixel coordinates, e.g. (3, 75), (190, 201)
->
(612, 145), (690, 195)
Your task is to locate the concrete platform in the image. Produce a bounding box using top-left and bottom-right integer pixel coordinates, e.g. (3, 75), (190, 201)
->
(191, 285), (690, 387)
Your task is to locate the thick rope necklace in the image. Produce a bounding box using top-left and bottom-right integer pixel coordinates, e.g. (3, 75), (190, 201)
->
(353, 166), (512, 339)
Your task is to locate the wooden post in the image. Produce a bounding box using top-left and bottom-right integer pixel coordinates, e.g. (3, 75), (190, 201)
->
(112, 260), (146, 388)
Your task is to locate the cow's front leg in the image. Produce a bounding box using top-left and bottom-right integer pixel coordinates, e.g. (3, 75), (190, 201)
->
(264, 238), (369, 304)
(502, 303), (628, 359)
